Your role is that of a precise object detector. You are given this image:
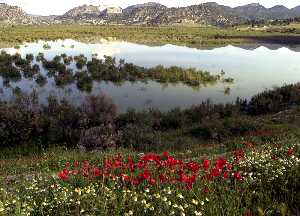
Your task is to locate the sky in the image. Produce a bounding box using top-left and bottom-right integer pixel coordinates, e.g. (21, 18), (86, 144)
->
(1, 0), (300, 16)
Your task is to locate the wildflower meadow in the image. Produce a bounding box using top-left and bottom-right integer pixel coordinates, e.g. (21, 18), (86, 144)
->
(0, 139), (299, 216)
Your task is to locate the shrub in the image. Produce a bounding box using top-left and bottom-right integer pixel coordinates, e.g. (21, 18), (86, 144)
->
(189, 117), (260, 141)
(43, 97), (81, 146)
(75, 71), (93, 92)
(78, 125), (118, 151)
(159, 108), (186, 130)
(121, 123), (161, 150)
(54, 69), (74, 86)
(0, 103), (32, 146)
(25, 54), (34, 62)
(0, 64), (21, 81)
(35, 73), (47, 86)
(81, 94), (117, 127)
(74, 55), (87, 69)
(248, 84), (300, 115)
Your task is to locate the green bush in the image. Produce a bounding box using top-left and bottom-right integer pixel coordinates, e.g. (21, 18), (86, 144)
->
(248, 84), (300, 115)
(0, 103), (32, 146)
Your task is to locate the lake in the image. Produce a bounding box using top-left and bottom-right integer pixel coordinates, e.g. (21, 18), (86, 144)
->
(1, 39), (300, 112)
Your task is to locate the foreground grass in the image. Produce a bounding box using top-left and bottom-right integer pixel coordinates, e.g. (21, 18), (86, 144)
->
(0, 131), (299, 215)
(1, 25), (300, 48)
(1, 104), (299, 216)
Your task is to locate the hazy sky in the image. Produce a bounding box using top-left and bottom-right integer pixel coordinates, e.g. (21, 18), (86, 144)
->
(1, 0), (299, 15)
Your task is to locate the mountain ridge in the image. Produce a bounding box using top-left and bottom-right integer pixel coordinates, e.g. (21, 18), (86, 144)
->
(1, 2), (300, 26)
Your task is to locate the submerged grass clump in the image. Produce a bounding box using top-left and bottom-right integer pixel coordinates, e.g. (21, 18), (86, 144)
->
(35, 73), (47, 86)
(0, 51), (234, 91)
(43, 43), (51, 50)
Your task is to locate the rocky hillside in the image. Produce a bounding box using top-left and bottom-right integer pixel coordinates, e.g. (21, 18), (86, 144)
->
(292, 6), (300, 17)
(55, 2), (244, 26)
(121, 2), (167, 25)
(55, 2), (300, 26)
(234, 3), (294, 20)
(154, 3), (244, 26)
(118, 2), (243, 26)
(1, 2), (300, 26)
(0, 3), (34, 24)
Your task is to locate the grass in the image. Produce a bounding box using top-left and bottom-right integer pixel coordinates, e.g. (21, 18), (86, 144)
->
(1, 25), (300, 48)
(0, 129), (299, 215)
(0, 92), (300, 215)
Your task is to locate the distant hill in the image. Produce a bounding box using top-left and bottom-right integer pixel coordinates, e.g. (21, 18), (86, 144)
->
(0, 3), (34, 24)
(55, 2), (300, 26)
(1, 2), (300, 26)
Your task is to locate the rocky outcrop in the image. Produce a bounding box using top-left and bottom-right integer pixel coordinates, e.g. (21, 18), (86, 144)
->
(1, 2), (300, 26)
(0, 3), (34, 24)
(234, 3), (298, 20)
(153, 3), (244, 26)
(56, 2), (300, 26)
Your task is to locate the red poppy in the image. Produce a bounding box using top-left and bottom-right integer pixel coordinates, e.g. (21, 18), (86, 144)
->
(208, 167), (221, 180)
(140, 169), (151, 180)
(287, 148), (293, 156)
(127, 156), (133, 164)
(136, 162), (145, 169)
(226, 164), (233, 171)
(162, 151), (169, 158)
(234, 149), (245, 162)
(203, 187), (209, 193)
(179, 173), (189, 183)
(187, 161), (200, 173)
(234, 172), (243, 181)
(64, 162), (70, 167)
(69, 170), (76, 175)
(141, 154), (161, 164)
(73, 161), (79, 167)
(121, 173), (130, 182)
(92, 167), (102, 177)
(159, 174), (167, 183)
(215, 157), (227, 170)
(223, 171), (229, 180)
(58, 169), (68, 181)
(186, 183), (193, 190)
(149, 179), (156, 185)
(202, 159), (210, 170)
(166, 156), (181, 166)
(131, 178), (140, 186)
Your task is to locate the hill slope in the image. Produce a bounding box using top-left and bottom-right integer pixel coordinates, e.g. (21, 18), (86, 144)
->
(1, 2), (300, 26)
(0, 3), (34, 24)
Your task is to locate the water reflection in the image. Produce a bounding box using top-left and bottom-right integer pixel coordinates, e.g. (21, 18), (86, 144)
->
(1, 39), (300, 112)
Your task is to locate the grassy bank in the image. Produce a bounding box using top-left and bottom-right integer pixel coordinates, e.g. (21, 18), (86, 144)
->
(2, 83), (300, 152)
(1, 84), (300, 215)
(1, 25), (300, 48)
(0, 131), (299, 215)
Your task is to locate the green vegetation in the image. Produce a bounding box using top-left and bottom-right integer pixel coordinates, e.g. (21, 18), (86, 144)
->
(1, 70), (300, 216)
(1, 83), (300, 152)
(43, 43), (51, 50)
(1, 25), (300, 49)
(0, 121), (299, 215)
(0, 51), (232, 90)
(35, 73), (47, 86)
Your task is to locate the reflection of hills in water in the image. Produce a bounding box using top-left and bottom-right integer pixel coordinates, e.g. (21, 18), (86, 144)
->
(1, 39), (300, 111)
(233, 43), (300, 52)
(194, 43), (300, 52)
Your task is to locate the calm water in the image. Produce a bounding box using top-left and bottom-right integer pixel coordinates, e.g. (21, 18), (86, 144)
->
(1, 39), (300, 112)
